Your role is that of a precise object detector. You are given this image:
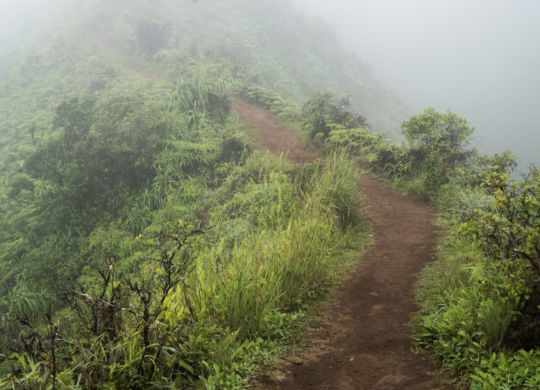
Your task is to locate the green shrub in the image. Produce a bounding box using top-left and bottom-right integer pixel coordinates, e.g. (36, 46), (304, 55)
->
(436, 182), (494, 224)
(415, 169), (539, 387)
(471, 350), (540, 390)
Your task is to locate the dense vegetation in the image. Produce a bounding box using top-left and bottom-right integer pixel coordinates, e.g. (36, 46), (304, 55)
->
(326, 108), (540, 388)
(0, 0), (374, 387)
(1, 138), (363, 388)
(1, 0), (538, 388)
(0, 56), (367, 390)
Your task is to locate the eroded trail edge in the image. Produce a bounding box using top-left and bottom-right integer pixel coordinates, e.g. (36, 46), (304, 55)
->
(233, 101), (444, 389)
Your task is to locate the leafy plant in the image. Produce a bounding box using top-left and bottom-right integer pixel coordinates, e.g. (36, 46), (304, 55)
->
(302, 91), (367, 139)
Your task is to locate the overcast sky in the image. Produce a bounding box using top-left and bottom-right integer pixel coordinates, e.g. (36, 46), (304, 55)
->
(295, 0), (540, 169)
(1, 0), (47, 38)
(0, 0), (60, 57)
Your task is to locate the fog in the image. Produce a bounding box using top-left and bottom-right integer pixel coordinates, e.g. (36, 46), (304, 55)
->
(0, 0), (49, 42)
(1, 0), (538, 168)
(0, 0), (64, 63)
(295, 0), (540, 169)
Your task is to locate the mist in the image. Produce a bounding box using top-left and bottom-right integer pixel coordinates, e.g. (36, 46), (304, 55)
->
(1, 0), (538, 168)
(0, 0), (61, 62)
(295, 0), (540, 170)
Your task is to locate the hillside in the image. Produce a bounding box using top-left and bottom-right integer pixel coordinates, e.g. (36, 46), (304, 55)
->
(0, 0), (410, 312)
(2, 1), (538, 389)
(0, 0), (389, 387)
(0, 0), (408, 163)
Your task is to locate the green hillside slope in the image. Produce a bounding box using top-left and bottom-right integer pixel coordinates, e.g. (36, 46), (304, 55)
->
(0, 0), (408, 159)
(1, 1), (539, 389)
(0, 1), (378, 387)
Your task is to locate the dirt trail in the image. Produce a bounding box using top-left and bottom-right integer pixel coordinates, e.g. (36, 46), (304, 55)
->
(232, 100), (315, 164)
(94, 23), (168, 82)
(233, 101), (446, 389)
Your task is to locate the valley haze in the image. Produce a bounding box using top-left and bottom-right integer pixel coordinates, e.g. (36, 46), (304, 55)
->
(296, 0), (540, 170)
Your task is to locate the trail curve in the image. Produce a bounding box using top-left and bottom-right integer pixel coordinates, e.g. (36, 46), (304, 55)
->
(233, 100), (447, 390)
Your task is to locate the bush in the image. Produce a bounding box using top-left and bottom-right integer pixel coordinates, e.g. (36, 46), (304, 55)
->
(471, 350), (540, 389)
(302, 92), (367, 139)
(415, 168), (540, 387)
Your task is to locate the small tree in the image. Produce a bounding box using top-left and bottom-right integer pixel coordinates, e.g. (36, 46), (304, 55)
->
(401, 107), (475, 190)
(302, 91), (367, 139)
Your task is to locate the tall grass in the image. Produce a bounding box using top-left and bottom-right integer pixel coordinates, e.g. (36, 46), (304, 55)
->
(165, 152), (360, 334)
(187, 152), (361, 340)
